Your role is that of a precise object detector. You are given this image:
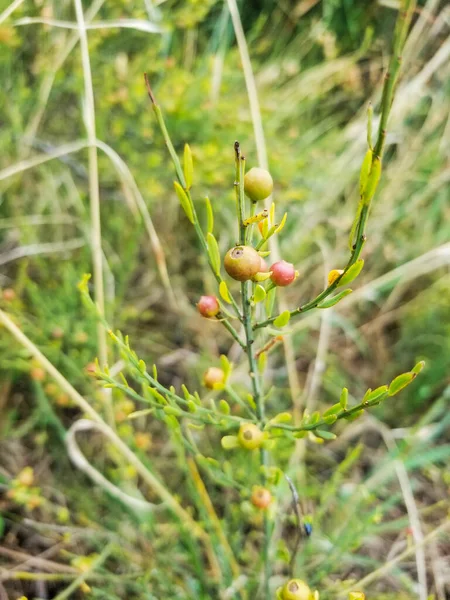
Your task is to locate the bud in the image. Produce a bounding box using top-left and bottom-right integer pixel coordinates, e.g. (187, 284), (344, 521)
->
(251, 486), (272, 509)
(203, 367), (225, 389)
(270, 260), (296, 287)
(280, 579), (312, 600)
(244, 167), (273, 202)
(327, 269), (344, 286)
(237, 423), (264, 450)
(197, 295), (220, 318)
(224, 246), (261, 282)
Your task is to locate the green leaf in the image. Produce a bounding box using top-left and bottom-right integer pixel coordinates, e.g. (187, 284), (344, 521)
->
(315, 430), (337, 440)
(322, 414), (338, 425)
(187, 400), (197, 413)
(204, 196), (214, 233)
(340, 387), (348, 409)
(273, 310), (291, 328)
(309, 411), (321, 425)
(152, 364), (158, 380)
(163, 405), (183, 417)
(219, 399), (230, 415)
(364, 385), (388, 404)
(174, 181), (194, 223)
(265, 287), (276, 318)
(220, 354), (232, 379)
(183, 143), (193, 189)
(363, 156), (381, 205)
(318, 289), (352, 308)
(359, 149), (373, 196)
(388, 372), (415, 396)
(274, 212), (287, 234)
(269, 412), (292, 425)
(339, 260), (364, 286)
(258, 351), (267, 374)
(219, 280), (231, 303)
(411, 360), (425, 375)
(221, 435), (239, 450)
(323, 403), (342, 417)
(207, 233), (221, 276)
(246, 394), (256, 410)
(148, 387), (167, 404)
(253, 284), (266, 303)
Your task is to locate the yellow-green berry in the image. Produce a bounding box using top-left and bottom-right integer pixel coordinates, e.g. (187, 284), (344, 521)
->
(224, 246), (262, 282)
(244, 167), (273, 202)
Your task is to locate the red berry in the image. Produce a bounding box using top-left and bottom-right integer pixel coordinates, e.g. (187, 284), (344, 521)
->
(203, 367), (225, 389)
(270, 260), (296, 287)
(197, 295), (220, 318)
(224, 246), (261, 282)
(244, 167), (273, 202)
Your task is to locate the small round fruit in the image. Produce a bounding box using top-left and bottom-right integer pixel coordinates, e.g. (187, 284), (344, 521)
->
(270, 260), (296, 287)
(251, 486), (272, 509)
(244, 167), (273, 202)
(203, 367), (225, 389)
(197, 295), (220, 318)
(2, 288), (16, 301)
(280, 579), (311, 600)
(238, 423), (264, 450)
(224, 246), (261, 282)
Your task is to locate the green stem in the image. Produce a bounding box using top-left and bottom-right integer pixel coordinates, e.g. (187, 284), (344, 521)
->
(225, 384), (257, 419)
(144, 75), (242, 322)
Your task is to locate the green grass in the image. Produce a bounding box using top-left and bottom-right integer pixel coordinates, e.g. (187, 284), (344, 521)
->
(0, 1), (449, 599)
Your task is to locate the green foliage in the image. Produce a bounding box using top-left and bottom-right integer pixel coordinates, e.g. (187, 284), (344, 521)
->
(0, 0), (448, 599)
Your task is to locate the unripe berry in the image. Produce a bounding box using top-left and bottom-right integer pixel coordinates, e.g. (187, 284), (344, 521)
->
(244, 167), (273, 202)
(251, 486), (272, 509)
(280, 579), (311, 600)
(197, 295), (220, 318)
(270, 260), (296, 287)
(224, 246), (261, 282)
(327, 269), (344, 286)
(203, 367), (225, 389)
(238, 423), (264, 450)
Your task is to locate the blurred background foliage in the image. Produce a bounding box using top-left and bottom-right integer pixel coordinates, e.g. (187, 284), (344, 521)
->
(0, 0), (449, 598)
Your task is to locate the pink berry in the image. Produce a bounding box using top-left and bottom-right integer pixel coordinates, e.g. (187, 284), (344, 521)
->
(270, 260), (296, 287)
(197, 295), (220, 318)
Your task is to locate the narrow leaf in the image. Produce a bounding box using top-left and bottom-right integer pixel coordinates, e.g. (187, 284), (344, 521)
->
(204, 196), (214, 233)
(411, 360), (425, 375)
(274, 212), (287, 234)
(219, 281), (232, 303)
(318, 289), (352, 309)
(340, 387), (348, 409)
(359, 149), (373, 196)
(363, 156), (381, 205)
(174, 181), (194, 223)
(206, 232), (221, 276)
(388, 372), (415, 396)
(339, 260), (364, 286)
(364, 385), (388, 404)
(265, 287), (276, 318)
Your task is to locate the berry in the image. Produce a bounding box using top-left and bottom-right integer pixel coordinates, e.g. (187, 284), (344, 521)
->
(224, 246), (261, 282)
(270, 260), (296, 287)
(203, 367), (225, 389)
(327, 269), (344, 286)
(197, 295), (220, 318)
(280, 579), (312, 600)
(244, 167), (273, 202)
(30, 367), (46, 382)
(251, 486), (272, 509)
(238, 423), (264, 450)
